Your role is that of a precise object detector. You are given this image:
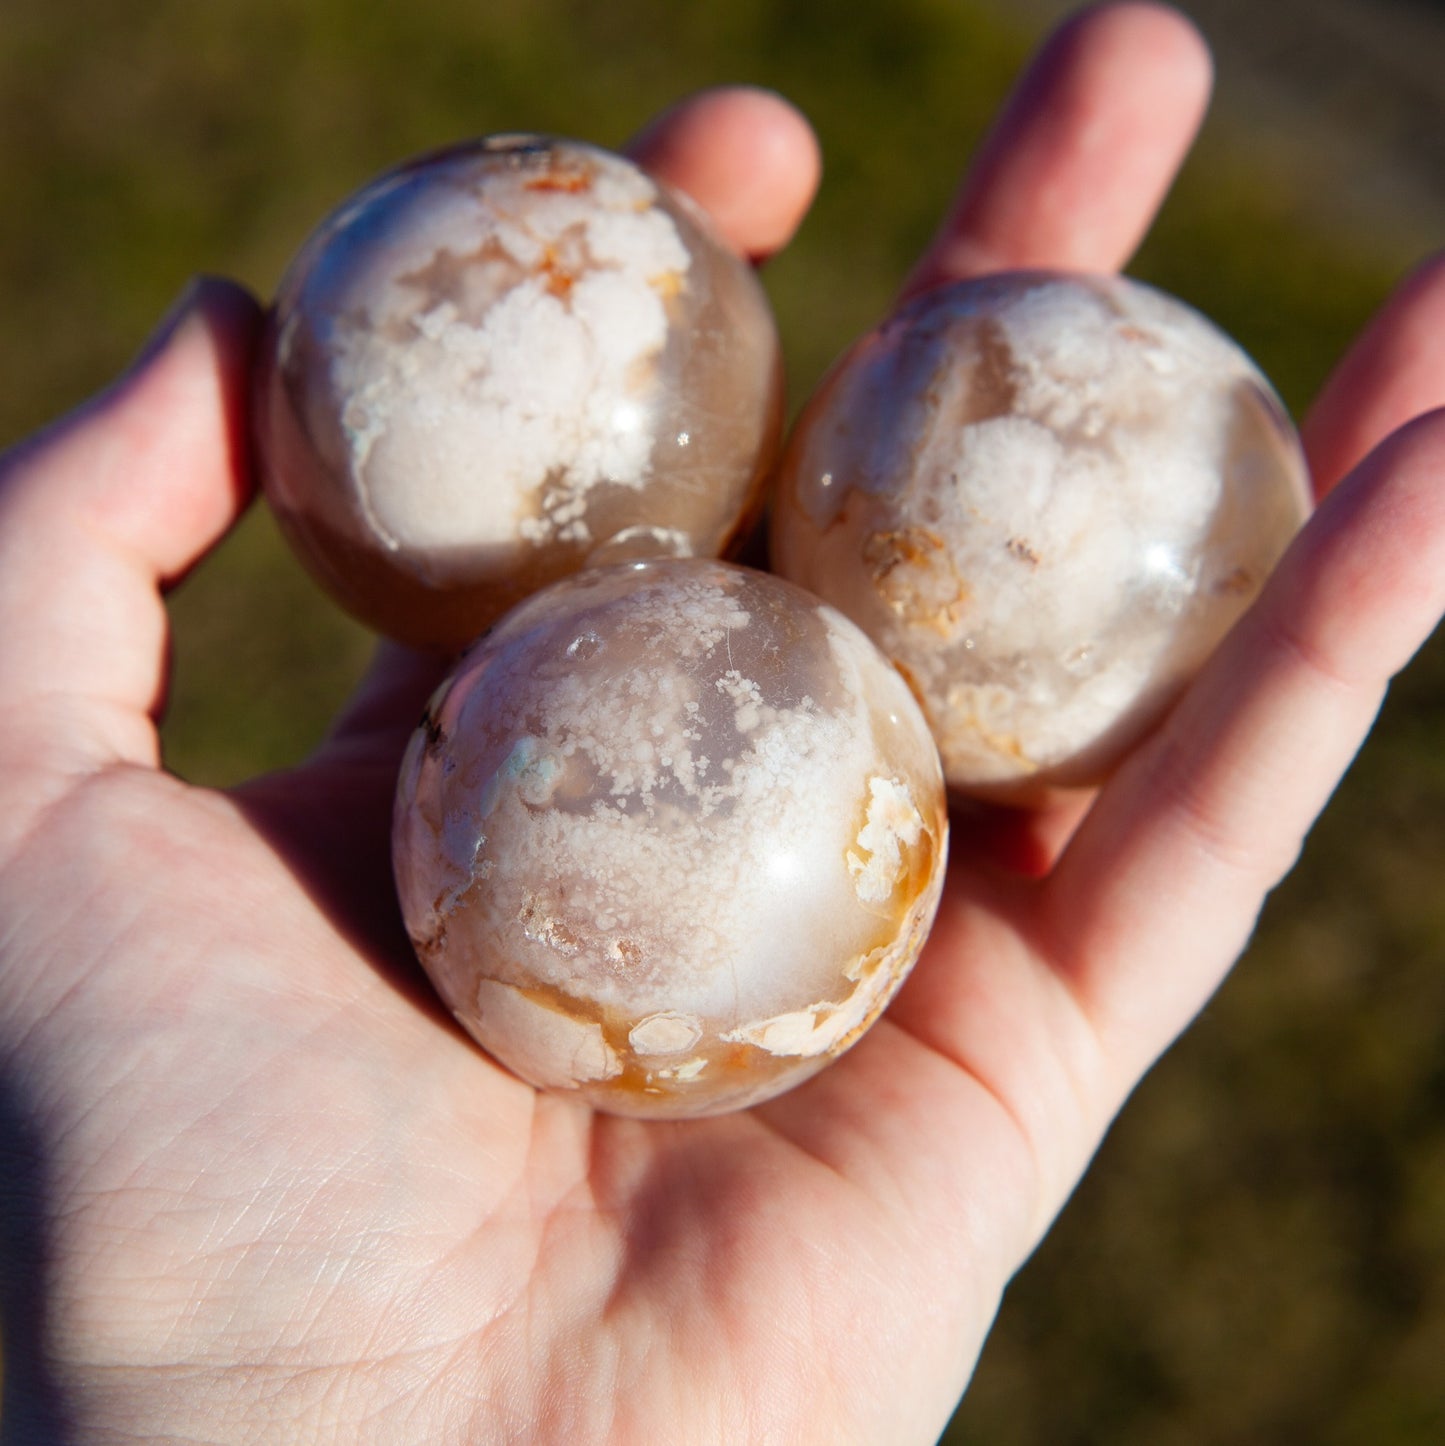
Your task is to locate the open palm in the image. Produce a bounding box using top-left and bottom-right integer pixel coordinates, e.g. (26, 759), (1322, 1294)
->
(4, 7), (1445, 1442)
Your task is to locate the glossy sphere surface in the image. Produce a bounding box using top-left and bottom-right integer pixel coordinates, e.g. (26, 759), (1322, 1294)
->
(772, 272), (1312, 799)
(393, 560), (948, 1118)
(256, 136), (784, 651)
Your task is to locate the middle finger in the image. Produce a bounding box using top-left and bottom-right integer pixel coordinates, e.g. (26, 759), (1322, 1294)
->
(902, 2), (1213, 299)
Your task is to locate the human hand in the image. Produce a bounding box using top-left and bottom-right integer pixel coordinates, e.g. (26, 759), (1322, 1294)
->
(3, 6), (1445, 1444)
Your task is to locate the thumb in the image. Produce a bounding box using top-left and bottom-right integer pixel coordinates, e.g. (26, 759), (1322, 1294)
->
(0, 277), (261, 774)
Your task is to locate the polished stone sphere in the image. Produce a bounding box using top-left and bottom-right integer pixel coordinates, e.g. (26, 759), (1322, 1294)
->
(771, 272), (1312, 800)
(393, 559), (948, 1117)
(255, 136), (784, 651)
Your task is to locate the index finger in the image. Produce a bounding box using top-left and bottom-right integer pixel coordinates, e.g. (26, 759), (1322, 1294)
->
(627, 86), (822, 264)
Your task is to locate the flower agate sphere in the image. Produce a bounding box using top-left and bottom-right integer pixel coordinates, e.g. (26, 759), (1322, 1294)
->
(393, 559), (948, 1117)
(255, 136), (784, 651)
(771, 272), (1312, 800)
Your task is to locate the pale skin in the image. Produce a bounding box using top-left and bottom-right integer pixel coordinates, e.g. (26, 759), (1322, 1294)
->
(3, 4), (1445, 1441)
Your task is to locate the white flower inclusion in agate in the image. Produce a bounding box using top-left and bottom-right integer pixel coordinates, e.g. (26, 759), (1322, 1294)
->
(255, 136), (783, 651)
(771, 272), (1313, 800)
(393, 559), (948, 1117)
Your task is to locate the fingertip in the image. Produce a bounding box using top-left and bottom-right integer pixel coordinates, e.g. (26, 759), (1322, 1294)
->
(1304, 249), (1445, 497)
(1038, 2), (1213, 127)
(0, 276), (265, 745)
(1306, 403), (1445, 659)
(628, 86), (821, 262)
(905, 0), (1213, 295)
(1068, 2), (1213, 87)
(1032, 0), (1215, 207)
(1080, 2), (1215, 166)
(126, 274), (262, 380)
(0, 273), (266, 620)
(87, 274), (266, 582)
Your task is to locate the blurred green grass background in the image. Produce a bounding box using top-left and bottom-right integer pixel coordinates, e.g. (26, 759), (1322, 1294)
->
(2, 1), (1442, 1440)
